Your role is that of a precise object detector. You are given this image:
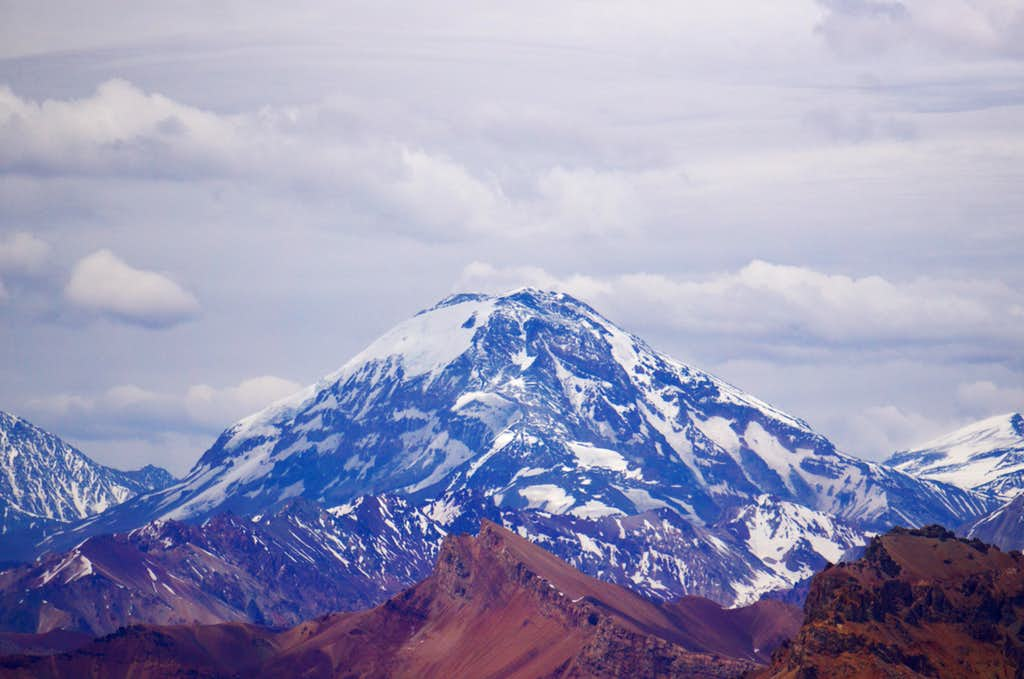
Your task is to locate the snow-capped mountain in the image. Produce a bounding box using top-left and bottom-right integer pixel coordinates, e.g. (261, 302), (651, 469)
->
(0, 411), (174, 552)
(41, 290), (993, 604)
(886, 413), (1024, 499)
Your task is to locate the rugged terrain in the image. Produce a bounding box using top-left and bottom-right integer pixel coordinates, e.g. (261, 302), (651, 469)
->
(0, 496), (442, 635)
(963, 493), (1024, 552)
(887, 412), (1024, 499)
(0, 521), (802, 678)
(758, 525), (1024, 678)
(0, 411), (174, 562)
(38, 290), (992, 605)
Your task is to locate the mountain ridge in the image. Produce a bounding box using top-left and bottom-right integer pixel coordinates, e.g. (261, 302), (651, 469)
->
(887, 412), (1024, 499)
(34, 289), (994, 604)
(0, 411), (174, 561)
(0, 520), (802, 679)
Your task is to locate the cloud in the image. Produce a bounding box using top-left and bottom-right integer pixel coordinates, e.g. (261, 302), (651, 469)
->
(0, 231), (50, 302)
(956, 380), (1024, 416)
(0, 231), (50, 272)
(64, 249), (200, 328)
(26, 375), (303, 442)
(0, 80), (523, 240)
(843, 404), (950, 455)
(0, 79), (240, 179)
(802, 108), (917, 143)
(458, 259), (1024, 351)
(184, 376), (306, 427)
(816, 0), (1024, 58)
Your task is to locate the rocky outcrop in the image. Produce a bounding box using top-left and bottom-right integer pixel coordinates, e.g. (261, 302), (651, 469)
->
(757, 525), (1024, 679)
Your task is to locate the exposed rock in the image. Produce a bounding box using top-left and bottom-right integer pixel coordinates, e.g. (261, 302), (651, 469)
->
(756, 526), (1024, 678)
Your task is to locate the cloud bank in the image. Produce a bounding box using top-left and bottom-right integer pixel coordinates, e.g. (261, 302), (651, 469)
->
(64, 249), (200, 328)
(459, 260), (1022, 351)
(26, 375), (303, 470)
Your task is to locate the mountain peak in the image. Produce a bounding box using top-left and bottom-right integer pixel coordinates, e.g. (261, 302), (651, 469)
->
(886, 412), (1024, 499)
(40, 292), (992, 604)
(427, 287), (583, 312)
(910, 411), (1023, 451)
(0, 411), (174, 558)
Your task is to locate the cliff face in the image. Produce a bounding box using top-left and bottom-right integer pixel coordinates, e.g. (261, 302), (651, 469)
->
(758, 525), (1024, 679)
(1, 521), (799, 679)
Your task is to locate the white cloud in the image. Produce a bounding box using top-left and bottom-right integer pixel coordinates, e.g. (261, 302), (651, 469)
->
(816, 0), (1024, 58)
(0, 231), (50, 272)
(956, 380), (1024, 416)
(0, 81), (521, 240)
(842, 404), (952, 456)
(64, 249), (200, 328)
(26, 375), (303, 444)
(0, 231), (50, 301)
(0, 79), (240, 178)
(184, 376), (304, 427)
(458, 259), (1023, 349)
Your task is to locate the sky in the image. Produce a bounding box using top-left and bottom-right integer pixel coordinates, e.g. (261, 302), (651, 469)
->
(0, 0), (1022, 476)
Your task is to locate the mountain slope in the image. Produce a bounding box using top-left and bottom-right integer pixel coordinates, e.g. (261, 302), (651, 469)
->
(963, 493), (1024, 552)
(758, 526), (1024, 678)
(0, 412), (173, 557)
(258, 519), (775, 678)
(2, 521), (802, 679)
(0, 496), (443, 636)
(887, 412), (1024, 499)
(42, 290), (992, 603)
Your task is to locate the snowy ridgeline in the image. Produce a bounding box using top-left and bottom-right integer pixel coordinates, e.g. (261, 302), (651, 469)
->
(0, 411), (174, 550)
(887, 413), (1024, 499)
(23, 289), (1000, 605)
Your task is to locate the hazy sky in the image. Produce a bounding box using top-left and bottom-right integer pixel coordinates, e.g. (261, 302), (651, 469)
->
(1, 1), (1022, 475)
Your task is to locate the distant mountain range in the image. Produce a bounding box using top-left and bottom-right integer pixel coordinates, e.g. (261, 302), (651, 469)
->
(886, 411), (1024, 556)
(887, 412), (1024, 499)
(963, 493), (1024, 552)
(8, 522), (1023, 679)
(0, 411), (174, 561)
(0, 289), (1021, 676)
(0, 496), (442, 636)
(27, 289), (995, 610)
(0, 520), (802, 679)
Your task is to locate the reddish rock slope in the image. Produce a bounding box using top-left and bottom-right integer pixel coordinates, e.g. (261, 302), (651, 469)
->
(2, 520), (801, 678)
(758, 525), (1024, 679)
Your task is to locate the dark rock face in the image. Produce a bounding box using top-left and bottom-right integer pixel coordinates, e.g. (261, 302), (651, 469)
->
(757, 526), (1024, 679)
(0, 522), (801, 679)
